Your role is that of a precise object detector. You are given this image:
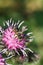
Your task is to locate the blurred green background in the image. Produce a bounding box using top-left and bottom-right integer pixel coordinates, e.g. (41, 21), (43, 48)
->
(0, 0), (43, 65)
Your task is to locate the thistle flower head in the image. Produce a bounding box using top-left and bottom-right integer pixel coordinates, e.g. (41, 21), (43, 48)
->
(0, 18), (39, 63)
(0, 18), (32, 51)
(0, 54), (6, 65)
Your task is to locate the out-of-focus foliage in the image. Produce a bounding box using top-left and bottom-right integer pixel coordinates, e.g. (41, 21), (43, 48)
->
(0, 0), (43, 65)
(25, 0), (43, 13)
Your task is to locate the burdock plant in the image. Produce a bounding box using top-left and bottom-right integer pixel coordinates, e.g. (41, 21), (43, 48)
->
(0, 18), (39, 65)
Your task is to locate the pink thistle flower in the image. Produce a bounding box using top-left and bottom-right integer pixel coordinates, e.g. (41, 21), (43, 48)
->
(0, 18), (39, 63)
(1, 18), (32, 52)
(0, 54), (6, 65)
